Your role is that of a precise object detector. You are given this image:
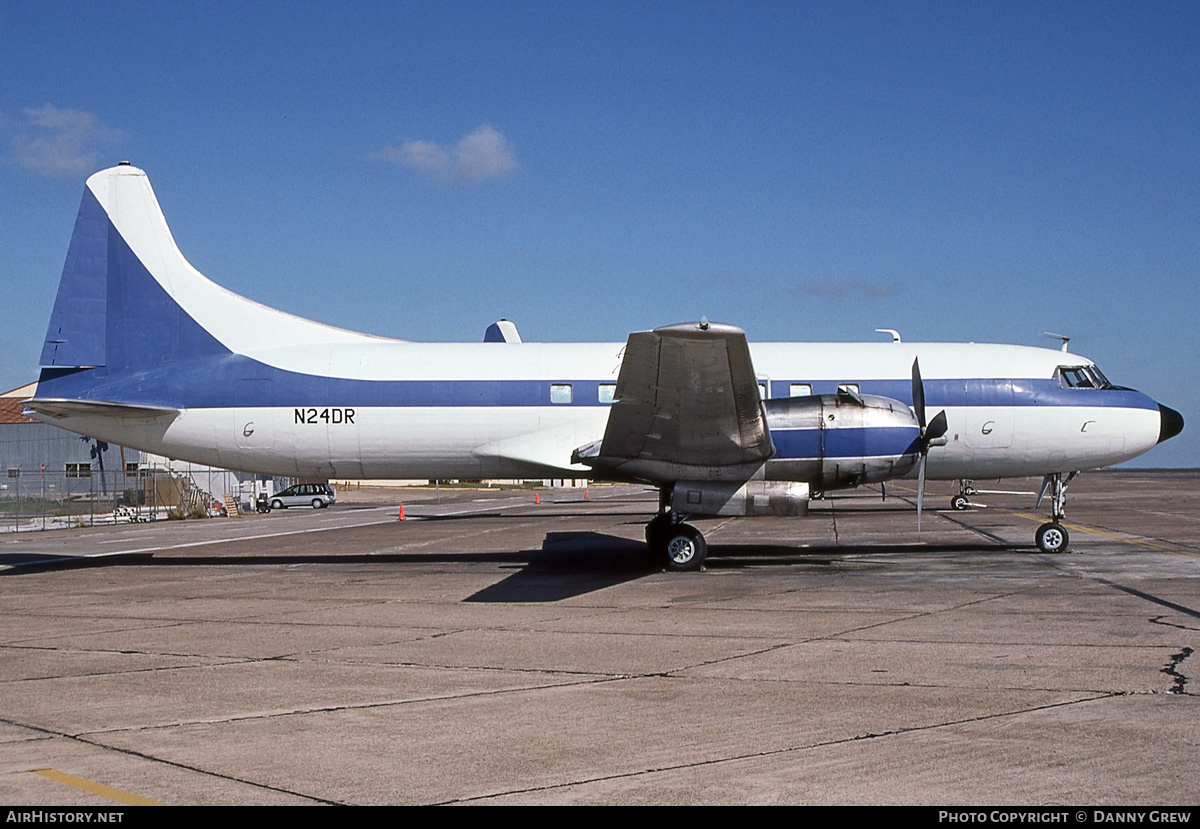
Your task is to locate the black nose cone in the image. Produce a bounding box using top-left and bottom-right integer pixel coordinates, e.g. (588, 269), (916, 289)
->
(1158, 404), (1184, 444)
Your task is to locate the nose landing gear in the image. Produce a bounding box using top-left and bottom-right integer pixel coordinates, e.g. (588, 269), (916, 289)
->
(1034, 472), (1077, 553)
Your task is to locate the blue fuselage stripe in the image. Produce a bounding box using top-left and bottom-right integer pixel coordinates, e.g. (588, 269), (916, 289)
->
(35, 362), (1161, 413)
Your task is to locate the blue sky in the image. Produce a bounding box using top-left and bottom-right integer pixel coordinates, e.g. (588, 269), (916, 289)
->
(1, 1), (1196, 466)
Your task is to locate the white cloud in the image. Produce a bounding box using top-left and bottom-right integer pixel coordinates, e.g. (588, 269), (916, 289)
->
(375, 125), (519, 184)
(4, 104), (127, 179)
(453, 125), (519, 182)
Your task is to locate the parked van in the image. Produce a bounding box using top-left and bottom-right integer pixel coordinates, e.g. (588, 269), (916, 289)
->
(270, 483), (336, 510)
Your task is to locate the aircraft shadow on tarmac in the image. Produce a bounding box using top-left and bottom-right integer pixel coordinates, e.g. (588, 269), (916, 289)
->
(466, 532), (1026, 603)
(1, 533), (1027, 604)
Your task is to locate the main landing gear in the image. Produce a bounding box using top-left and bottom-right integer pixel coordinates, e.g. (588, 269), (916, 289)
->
(645, 495), (707, 571)
(950, 479), (977, 511)
(1034, 471), (1077, 554)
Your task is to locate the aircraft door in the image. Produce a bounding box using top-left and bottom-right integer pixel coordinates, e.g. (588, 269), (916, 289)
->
(326, 407), (364, 479)
(235, 379), (275, 451)
(963, 379), (1013, 450)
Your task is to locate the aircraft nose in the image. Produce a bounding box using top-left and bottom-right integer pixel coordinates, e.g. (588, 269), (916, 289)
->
(1158, 404), (1184, 444)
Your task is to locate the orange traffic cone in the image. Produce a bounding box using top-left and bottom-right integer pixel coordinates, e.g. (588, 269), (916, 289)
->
(398, 505), (405, 520)
(534, 493), (540, 504)
(584, 489), (589, 500)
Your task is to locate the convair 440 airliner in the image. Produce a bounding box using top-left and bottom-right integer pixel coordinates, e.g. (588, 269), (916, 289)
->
(27, 164), (1184, 569)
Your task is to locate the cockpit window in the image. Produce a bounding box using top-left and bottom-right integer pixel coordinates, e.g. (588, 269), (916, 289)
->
(1056, 365), (1111, 389)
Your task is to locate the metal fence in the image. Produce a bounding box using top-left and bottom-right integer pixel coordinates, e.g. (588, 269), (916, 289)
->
(0, 467), (241, 532)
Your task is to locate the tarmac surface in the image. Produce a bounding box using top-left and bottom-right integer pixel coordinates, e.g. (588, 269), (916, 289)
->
(1, 471), (1197, 805)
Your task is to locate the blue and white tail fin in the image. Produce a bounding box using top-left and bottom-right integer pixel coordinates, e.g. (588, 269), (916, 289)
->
(39, 163), (392, 376)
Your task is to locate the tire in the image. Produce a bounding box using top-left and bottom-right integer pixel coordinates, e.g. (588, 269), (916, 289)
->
(663, 523), (707, 572)
(312, 499), (324, 509)
(270, 499), (284, 510)
(1036, 522), (1069, 553)
(951, 494), (970, 511)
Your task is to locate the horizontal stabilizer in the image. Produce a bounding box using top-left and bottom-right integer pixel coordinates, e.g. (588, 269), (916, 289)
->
(24, 398), (180, 424)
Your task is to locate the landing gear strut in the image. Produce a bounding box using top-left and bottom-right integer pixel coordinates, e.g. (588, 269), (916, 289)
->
(1034, 471), (1077, 553)
(645, 491), (707, 571)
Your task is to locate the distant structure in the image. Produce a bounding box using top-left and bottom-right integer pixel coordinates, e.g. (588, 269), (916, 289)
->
(0, 383), (141, 496)
(1, 383), (288, 525)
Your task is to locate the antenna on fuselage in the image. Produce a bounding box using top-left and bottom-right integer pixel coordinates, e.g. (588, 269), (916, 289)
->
(1042, 332), (1071, 352)
(875, 329), (902, 343)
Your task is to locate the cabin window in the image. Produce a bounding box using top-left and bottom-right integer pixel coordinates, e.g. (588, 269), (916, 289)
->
(598, 384), (616, 404)
(65, 463), (92, 478)
(550, 384), (573, 404)
(789, 383), (812, 397)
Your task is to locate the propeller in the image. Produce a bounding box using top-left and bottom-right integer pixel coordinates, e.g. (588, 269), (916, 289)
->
(912, 358), (949, 532)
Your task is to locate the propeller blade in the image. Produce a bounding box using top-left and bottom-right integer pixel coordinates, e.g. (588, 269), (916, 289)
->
(911, 358), (926, 431)
(926, 409), (948, 441)
(911, 358), (946, 535)
(916, 453), (927, 534)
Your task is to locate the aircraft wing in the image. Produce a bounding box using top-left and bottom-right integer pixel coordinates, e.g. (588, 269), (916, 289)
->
(576, 320), (774, 482)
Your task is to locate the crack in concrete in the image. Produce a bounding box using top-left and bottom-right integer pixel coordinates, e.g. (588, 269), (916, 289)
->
(1149, 615), (1200, 633)
(20, 675), (625, 737)
(658, 591), (1023, 676)
(1161, 646), (1192, 695)
(434, 692), (1118, 805)
(0, 715), (340, 805)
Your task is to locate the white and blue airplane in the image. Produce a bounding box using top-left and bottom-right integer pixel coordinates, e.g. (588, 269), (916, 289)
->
(26, 164), (1184, 569)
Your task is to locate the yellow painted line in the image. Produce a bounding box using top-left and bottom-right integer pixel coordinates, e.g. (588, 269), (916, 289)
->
(30, 768), (164, 806)
(1002, 510), (1200, 558)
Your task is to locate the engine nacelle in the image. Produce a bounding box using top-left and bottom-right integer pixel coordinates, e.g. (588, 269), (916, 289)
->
(671, 480), (811, 517)
(762, 392), (922, 490)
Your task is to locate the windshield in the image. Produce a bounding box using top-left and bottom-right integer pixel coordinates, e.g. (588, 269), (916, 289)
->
(1056, 365), (1112, 389)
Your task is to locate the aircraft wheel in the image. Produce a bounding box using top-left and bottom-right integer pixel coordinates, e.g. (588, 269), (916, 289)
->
(663, 523), (707, 572)
(1036, 522), (1069, 554)
(951, 494), (970, 511)
(270, 499), (284, 510)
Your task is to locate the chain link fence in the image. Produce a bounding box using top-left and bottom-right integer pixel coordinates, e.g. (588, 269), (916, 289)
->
(0, 466), (243, 532)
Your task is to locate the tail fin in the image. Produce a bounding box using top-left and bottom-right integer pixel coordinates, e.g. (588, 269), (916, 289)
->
(39, 164), (388, 375)
(39, 179), (115, 368)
